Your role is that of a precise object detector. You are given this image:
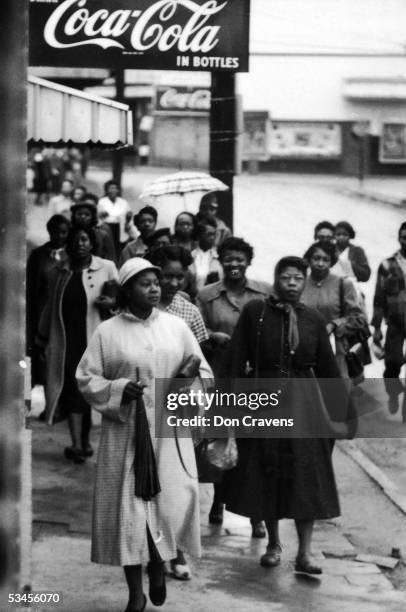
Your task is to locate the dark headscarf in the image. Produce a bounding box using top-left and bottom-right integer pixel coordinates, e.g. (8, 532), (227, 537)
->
(272, 256), (308, 354)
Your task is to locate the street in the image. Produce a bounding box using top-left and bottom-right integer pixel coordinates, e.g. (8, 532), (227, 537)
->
(28, 166), (406, 611)
(30, 418), (406, 612)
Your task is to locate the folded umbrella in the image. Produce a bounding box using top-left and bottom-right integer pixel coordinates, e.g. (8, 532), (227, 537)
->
(134, 367), (161, 502)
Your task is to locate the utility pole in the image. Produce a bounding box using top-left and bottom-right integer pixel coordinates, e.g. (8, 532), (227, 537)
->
(358, 135), (366, 189)
(0, 0), (27, 597)
(351, 121), (369, 189)
(209, 72), (238, 231)
(112, 69), (125, 187)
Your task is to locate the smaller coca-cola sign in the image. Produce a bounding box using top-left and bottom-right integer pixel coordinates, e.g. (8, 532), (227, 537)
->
(29, 0), (250, 72)
(155, 85), (210, 114)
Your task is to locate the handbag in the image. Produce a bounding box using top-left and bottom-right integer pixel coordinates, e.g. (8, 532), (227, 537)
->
(345, 345), (365, 383)
(194, 438), (238, 483)
(339, 278), (372, 381)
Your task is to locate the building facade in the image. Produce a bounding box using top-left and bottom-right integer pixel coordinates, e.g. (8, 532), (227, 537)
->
(30, 0), (406, 175)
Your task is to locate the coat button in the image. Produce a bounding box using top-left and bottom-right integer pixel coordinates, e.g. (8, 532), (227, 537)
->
(154, 530), (163, 543)
(90, 284), (94, 288)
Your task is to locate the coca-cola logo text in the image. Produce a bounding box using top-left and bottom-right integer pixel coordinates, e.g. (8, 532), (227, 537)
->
(158, 87), (210, 111)
(44, 0), (227, 53)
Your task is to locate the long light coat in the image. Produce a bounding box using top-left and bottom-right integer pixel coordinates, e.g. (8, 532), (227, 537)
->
(76, 309), (213, 566)
(37, 255), (118, 424)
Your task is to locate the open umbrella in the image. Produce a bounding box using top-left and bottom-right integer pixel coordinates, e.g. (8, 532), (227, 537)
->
(140, 171), (229, 204)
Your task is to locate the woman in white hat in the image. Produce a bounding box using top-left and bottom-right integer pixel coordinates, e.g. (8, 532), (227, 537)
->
(76, 258), (212, 612)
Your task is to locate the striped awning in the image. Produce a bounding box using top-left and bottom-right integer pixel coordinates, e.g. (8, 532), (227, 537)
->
(28, 75), (133, 147)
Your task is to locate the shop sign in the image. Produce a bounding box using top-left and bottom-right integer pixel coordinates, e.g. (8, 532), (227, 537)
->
(379, 123), (406, 163)
(270, 122), (342, 159)
(29, 0), (250, 72)
(155, 85), (210, 113)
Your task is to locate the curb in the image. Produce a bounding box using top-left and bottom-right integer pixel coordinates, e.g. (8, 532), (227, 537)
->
(339, 440), (406, 516)
(336, 187), (406, 208)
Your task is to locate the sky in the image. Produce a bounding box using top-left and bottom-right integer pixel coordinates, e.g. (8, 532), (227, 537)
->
(249, 0), (406, 55)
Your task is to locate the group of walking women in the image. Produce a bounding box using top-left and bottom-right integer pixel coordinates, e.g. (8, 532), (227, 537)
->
(28, 186), (370, 610)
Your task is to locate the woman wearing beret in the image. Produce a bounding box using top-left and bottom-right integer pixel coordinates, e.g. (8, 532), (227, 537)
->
(76, 258), (212, 612)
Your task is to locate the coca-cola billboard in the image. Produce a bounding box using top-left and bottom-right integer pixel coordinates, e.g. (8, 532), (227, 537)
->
(29, 0), (250, 72)
(156, 85), (210, 113)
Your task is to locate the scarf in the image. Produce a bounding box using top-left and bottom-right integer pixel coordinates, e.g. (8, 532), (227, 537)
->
(269, 293), (300, 354)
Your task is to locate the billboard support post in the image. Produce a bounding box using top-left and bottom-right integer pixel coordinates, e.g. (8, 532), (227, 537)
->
(209, 72), (237, 232)
(112, 69), (125, 187)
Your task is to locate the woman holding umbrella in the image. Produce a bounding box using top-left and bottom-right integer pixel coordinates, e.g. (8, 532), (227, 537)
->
(76, 258), (212, 612)
(171, 212), (197, 252)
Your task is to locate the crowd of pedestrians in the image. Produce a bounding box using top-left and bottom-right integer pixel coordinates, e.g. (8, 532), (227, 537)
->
(27, 176), (406, 611)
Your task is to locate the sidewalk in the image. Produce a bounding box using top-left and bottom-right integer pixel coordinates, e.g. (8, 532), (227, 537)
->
(30, 412), (406, 612)
(334, 176), (406, 208)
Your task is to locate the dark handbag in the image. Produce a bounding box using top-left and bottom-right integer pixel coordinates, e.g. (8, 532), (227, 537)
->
(339, 278), (372, 381)
(194, 438), (238, 483)
(345, 347), (364, 382)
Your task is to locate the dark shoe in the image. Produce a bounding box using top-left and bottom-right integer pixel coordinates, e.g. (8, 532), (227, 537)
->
(38, 409), (46, 422)
(388, 396), (399, 414)
(147, 561), (166, 606)
(295, 554), (322, 575)
(81, 444), (94, 457)
(169, 559), (192, 580)
(124, 594), (147, 612)
(260, 545), (282, 567)
(64, 446), (85, 464)
(251, 520), (266, 539)
(208, 502), (224, 525)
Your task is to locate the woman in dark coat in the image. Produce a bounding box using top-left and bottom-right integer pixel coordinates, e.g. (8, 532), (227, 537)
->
(26, 214), (70, 386)
(37, 226), (118, 463)
(222, 256), (354, 575)
(71, 193), (117, 263)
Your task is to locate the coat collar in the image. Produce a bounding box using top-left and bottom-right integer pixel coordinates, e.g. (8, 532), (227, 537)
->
(58, 255), (102, 273)
(192, 246), (218, 259)
(88, 255), (104, 271)
(120, 307), (159, 323)
(307, 272), (333, 287)
(268, 292), (305, 311)
(203, 278), (266, 302)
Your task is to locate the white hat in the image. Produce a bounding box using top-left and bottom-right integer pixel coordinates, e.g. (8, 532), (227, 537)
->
(118, 258), (160, 286)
